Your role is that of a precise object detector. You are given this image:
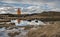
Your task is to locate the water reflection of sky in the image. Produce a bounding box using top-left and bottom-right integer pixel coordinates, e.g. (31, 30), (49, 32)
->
(16, 21), (29, 26)
(11, 20), (28, 26)
(11, 20), (46, 26)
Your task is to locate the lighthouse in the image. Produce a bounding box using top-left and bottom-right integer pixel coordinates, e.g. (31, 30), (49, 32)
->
(17, 8), (21, 24)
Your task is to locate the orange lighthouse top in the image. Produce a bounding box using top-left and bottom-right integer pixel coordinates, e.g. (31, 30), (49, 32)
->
(17, 8), (21, 15)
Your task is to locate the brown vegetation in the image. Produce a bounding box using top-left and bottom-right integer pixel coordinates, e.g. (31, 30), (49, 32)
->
(28, 24), (60, 37)
(8, 31), (21, 37)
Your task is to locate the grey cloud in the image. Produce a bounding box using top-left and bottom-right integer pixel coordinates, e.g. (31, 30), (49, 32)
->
(0, 0), (60, 5)
(55, 2), (60, 8)
(0, 0), (58, 2)
(1, 0), (60, 3)
(0, 0), (22, 2)
(32, 0), (55, 2)
(0, 0), (60, 13)
(10, 0), (22, 1)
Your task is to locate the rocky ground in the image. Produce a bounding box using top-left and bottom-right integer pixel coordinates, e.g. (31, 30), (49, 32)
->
(0, 23), (60, 37)
(28, 24), (60, 37)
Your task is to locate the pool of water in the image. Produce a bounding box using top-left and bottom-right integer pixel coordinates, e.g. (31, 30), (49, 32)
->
(0, 28), (29, 37)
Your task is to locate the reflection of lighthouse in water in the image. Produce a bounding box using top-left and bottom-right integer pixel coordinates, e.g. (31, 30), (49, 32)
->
(17, 8), (21, 24)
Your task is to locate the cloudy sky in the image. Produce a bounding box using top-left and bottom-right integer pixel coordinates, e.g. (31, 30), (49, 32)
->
(0, 0), (60, 14)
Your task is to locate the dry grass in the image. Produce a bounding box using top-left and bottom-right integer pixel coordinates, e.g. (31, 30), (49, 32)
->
(28, 24), (60, 37)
